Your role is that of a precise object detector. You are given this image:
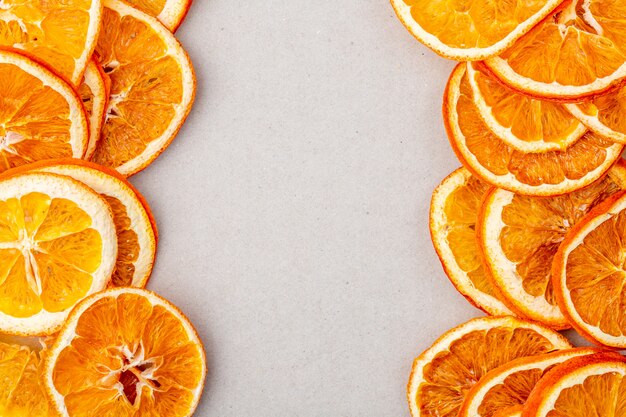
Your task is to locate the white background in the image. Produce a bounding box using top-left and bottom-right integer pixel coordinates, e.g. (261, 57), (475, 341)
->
(130, 1), (566, 415)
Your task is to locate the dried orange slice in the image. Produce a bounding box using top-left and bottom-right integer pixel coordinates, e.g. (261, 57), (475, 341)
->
(566, 86), (626, 144)
(9, 159), (158, 288)
(523, 352), (626, 417)
(0, 49), (88, 172)
(467, 62), (586, 153)
(0, 0), (102, 85)
(123, 0), (193, 31)
(43, 287), (207, 417)
(459, 348), (598, 417)
(554, 189), (626, 347)
(478, 162), (626, 329)
(444, 64), (624, 196)
(79, 60), (109, 160)
(92, 0), (196, 176)
(0, 171), (117, 336)
(407, 316), (571, 417)
(389, 0), (563, 61)
(485, 0), (626, 101)
(430, 167), (512, 316)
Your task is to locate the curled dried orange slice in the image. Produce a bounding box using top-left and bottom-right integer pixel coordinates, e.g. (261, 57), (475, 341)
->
(43, 288), (207, 417)
(566, 85), (626, 144)
(407, 316), (571, 417)
(124, 0), (193, 31)
(430, 167), (512, 316)
(79, 60), (109, 161)
(444, 64), (623, 196)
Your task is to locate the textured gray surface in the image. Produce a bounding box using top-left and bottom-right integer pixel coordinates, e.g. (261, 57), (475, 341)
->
(129, 1), (532, 415)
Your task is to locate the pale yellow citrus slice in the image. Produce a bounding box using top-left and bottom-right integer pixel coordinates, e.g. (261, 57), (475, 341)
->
(430, 167), (513, 316)
(123, 0), (193, 31)
(444, 64), (624, 196)
(467, 62), (586, 153)
(407, 316), (572, 417)
(390, 0), (564, 61)
(459, 348), (599, 417)
(43, 287), (207, 417)
(485, 0), (626, 101)
(477, 161), (626, 329)
(79, 60), (109, 161)
(566, 85), (626, 144)
(0, 0), (102, 85)
(0, 171), (117, 336)
(92, 0), (196, 176)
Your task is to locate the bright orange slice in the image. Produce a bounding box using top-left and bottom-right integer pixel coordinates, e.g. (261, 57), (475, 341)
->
(467, 62), (586, 153)
(444, 64), (624, 196)
(523, 352), (626, 417)
(0, 0), (102, 85)
(92, 0), (196, 176)
(459, 348), (598, 417)
(123, 0), (193, 31)
(430, 167), (512, 316)
(389, 0), (564, 61)
(485, 0), (626, 101)
(477, 161), (626, 329)
(407, 316), (571, 417)
(43, 287), (207, 417)
(566, 85), (626, 144)
(554, 189), (626, 347)
(0, 49), (88, 172)
(79, 60), (109, 161)
(0, 171), (117, 336)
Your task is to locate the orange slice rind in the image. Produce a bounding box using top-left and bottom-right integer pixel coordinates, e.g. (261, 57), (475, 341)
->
(124, 0), (193, 31)
(79, 60), (109, 161)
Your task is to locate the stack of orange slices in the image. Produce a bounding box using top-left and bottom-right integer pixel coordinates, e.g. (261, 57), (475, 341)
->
(393, 0), (626, 415)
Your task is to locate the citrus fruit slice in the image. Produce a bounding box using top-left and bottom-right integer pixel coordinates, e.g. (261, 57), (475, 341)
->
(0, 341), (51, 416)
(389, 0), (564, 61)
(407, 316), (572, 417)
(554, 189), (626, 347)
(123, 0), (193, 31)
(444, 64), (624, 196)
(522, 352), (626, 417)
(466, 62), (586, 153)
(43, 287), (207, 417)
(9, 159), (158, 288)
(566, 86), (626, 144)
(478, 162), (626, 329)
(485, 0), (626, 101)
(459, 348), (599, 417)
(92, 0), (196, 176)
(0, 0), (102, 85)
(0, 49), (88, 172)
(79, 60), (109, 161)
(0, 171), (117, 336)
(430, 167), (512, 316)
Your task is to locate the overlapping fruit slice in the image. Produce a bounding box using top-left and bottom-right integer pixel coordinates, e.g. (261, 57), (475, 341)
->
(430, 167), (512, 316)
(566, 85), (626, 144)
(486, 0), (626, 101)
(523, 353), (626, 417)
(124, 0), (193, 31)
(0, 50), (88, 172)
(79, 60), (109, 160)
(92, 0), (196, 176)
(466, 62), (586, 153)
(554, 189), (626, 347)
(444, 64), (624, 196)
(407, 316), (571, 417)
(478, 162), (626, 329)
(458, 348), (598, 417)
(0, 0), (102, 85)
(0, 172), (117, 336)
(389, 0), (563, 61)
(43, 288), (207, 417)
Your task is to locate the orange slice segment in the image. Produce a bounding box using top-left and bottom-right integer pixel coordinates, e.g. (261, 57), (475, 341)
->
(0, 0), (102, 85)
(566, 85), (626, 144)
(123, 0), (193, 31)
(389, 0), (564, 61)
(478, 162), (626, 329)
(467, 62), (586, 153)
(43, 287), (207, 417)
(79, 60), (109, 160)
(459, 348), (599, 417)
(0, 50), (88, 172)
(92, 0), (196, 176)
(407, 316), (572, 417)
(554, 189), (626, 347)
(444, 64), (624, 196)
(485, 0), (626, 101)
(430, 167), (512, 316)
(0, 172), (117, 336)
